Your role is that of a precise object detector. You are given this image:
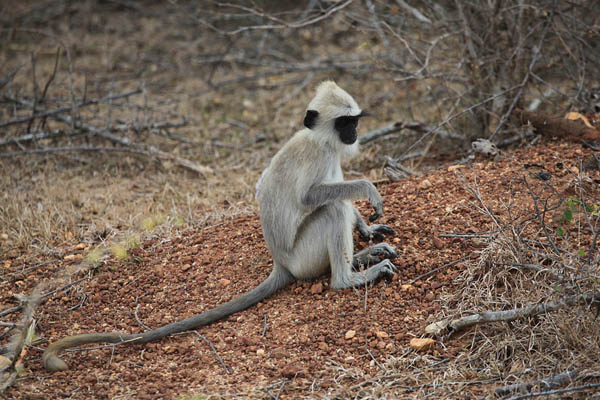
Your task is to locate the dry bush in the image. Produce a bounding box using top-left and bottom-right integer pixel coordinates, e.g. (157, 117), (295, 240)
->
(182, 0), (600, 146)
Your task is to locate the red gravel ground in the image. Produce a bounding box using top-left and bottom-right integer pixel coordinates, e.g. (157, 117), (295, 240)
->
(2, 140), (599, 399)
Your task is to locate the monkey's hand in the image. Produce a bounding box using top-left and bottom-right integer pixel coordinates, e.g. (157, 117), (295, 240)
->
(370, 224), (395, 241)
(367, 187), (384, 222)
(358, 223), (395, 241)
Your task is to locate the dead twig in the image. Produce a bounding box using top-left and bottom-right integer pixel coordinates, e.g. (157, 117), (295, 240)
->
(505, 382), (600, 400)
(495, 369), (577, 397)
(0, 89), (143, 128)
(188, 331), (230, 374)
(134, 297), (151, 331)
(0, 129), (70, 147)
(220, 0), (354, 35)
(0, 278), (87, 318)
(425, 292), (599, 336)
(410, 254), (475, 284)
(360, 121), (464, 145)
(6, 97), (213, 175)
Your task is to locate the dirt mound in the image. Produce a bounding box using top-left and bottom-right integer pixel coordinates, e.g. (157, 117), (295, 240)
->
(2, 140), (599, 399)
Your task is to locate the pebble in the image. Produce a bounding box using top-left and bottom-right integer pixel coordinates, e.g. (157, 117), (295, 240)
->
(345, 330), (356, 340)
(310, 282), (323, 294)
(410, 338), (435, 351)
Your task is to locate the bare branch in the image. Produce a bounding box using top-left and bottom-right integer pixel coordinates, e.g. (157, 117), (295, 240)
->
(505, 383), (600, 400)
(220, 0), (354, 35)
(495, 369), (578, 397)
(425, 292), (599, 336)
(395, 0), (431, 24)
(0, 89), (143, 128)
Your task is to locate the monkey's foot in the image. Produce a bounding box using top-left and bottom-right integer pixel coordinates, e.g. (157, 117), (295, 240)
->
(353, 243), (398, 268)
(374, 259), (398, 278)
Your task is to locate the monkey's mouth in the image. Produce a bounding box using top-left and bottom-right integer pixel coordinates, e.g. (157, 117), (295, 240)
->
(340, 133), (358, 145)
(340, 131), (357, 145)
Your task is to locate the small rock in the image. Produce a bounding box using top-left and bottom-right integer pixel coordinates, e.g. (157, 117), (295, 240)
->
(419, 179), (432, 189)
(424, 292), (435, 302)
(270, 348), (287, 359)
(0, 233), (8, 240)
(447, 164), (465, 172)
(74, 243), (86, 251)
(219, 278), (231, 286)
(410, 338), (435, 351)
(310, 282), (323, 294)
(401, 284), (414, 292)
(256, 349), (265, 357)
(345, 330), (356, 340)
(281, 363), (305, 378)
(181, 263), (192, 271)
(375, 331), (389, 339)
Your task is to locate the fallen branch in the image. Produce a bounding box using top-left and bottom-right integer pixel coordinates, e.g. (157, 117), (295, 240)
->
(425, 292), (599, 336)
(513, 108), (600, 142)
(505, 383), (600, 400)
(55, 113), (212, 175)
(410, 254), (474, 284)
(495, 369), (577, 397)
(0, 89), (142, 128)
(383, 156), (419, 182)
(360, 121), (464, 145)
(5, 97), (213, 175)
(0, 129), (71, 147)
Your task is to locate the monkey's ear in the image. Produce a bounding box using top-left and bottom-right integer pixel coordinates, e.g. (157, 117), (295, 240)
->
(304, 110), (319, 129)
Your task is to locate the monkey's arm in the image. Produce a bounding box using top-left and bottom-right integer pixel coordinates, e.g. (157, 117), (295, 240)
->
(302, 179), (383, 221)
(352, 207), (395, 241)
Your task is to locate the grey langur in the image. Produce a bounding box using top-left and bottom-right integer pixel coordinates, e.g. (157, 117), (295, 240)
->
(42, 80), (397, 373)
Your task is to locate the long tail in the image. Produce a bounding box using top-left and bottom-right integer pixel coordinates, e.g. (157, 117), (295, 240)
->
(43, 267), (293, 372)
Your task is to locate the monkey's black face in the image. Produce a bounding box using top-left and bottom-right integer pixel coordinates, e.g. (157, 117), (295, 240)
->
(304, 109), (367, 145)
(334, 115), (360, 144)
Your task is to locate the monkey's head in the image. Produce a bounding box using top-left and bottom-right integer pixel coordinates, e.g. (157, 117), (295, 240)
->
(304, 81), (367, 147)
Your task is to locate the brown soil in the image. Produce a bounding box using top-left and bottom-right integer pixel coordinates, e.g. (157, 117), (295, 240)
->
(2, 140), (599, 399)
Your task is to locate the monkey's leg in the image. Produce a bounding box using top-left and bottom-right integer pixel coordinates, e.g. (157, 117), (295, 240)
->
(353, 243), (398, 269)
(327, 203), (397, 289)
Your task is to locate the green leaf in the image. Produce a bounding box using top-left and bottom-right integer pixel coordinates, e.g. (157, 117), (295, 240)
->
(556, 227), (565, 236)
(563, 208), (573, 222)
(553, 284), (563, 292)
(577, 247), (587, 257)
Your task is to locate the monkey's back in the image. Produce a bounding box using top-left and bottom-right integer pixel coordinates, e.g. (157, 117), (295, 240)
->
(257, 129), (336, 257)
